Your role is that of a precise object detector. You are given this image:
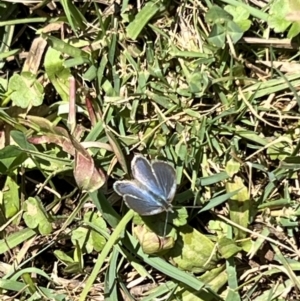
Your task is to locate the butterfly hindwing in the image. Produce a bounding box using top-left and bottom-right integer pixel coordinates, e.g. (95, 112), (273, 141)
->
(123, 195), (165, 216)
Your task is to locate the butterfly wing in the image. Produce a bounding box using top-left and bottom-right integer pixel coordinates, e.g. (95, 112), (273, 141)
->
(113, 180), (165, 215)
(131, 155), (164, 196)
(152, 161), (177, 202)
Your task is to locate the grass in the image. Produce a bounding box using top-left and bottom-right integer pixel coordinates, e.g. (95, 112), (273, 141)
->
(1, 0), (300, 300)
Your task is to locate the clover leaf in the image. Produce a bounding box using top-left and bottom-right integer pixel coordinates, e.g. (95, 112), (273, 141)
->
(23, 197), (52, 235)
(71, 212), (106, 253)
(8, 72), (44, 108)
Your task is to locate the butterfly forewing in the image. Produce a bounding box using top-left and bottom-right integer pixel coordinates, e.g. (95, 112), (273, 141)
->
(152, 161), (177, 202)
(114, 180), (147, 199)
(132, 155), (164, 196)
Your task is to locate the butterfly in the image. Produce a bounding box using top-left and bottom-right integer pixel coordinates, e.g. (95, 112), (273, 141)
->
(113, 154), (177, 216)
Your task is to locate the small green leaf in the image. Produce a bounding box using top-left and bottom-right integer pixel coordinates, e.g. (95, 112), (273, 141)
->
(54, 250), (74, 265)
(3, 176), (19, 218)
(187, 72), (209, 94)
(208, 24), (226, 48)
(23, 197), (52, 235)
(72, 212), (107, 253)
(84, 212), (107, 252)
(226, 21), (244, 44)
(205, 6), (233, 25)
(84, 211), (107, 231)
(226, 177), (249, 239)
(172, 207), (189, 227)
(226, 177), (249, 202)
(268, 0), (291, 33)
(287, 21), (300, 38)
(208, 220), (230, 237)
(225, 5), (251, 32)
(8, 72), (44, 108)
(63, 262), (82, 274)
(11, 130), (36, 151)
(71, 227), (94, 254)
(91, 231), (106, 252)
(0, 145), (27, 173)
(225, 159), (241, 177)
(218, 237), (242, 259)
(44, 47), (71, 102)
(168, 225), (219, 273)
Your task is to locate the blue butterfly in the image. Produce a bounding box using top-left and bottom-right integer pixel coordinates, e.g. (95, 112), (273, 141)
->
(113, 154), (177, 216)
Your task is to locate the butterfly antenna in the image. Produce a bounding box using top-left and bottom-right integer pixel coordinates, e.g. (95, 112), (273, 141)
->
(174, 205), (203, 209)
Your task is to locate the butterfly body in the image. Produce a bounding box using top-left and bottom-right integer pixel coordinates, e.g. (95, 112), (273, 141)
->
(113, 155), (176, 216)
